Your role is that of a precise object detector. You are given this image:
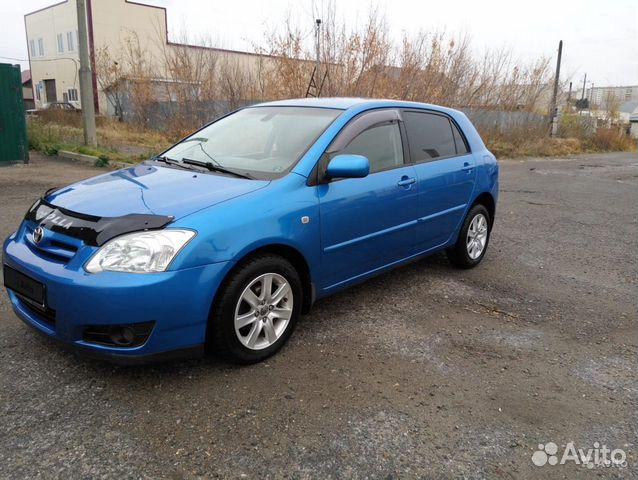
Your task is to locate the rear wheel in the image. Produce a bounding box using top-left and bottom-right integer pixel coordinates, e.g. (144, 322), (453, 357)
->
(208, 254), (302, 364)
(447, 204), (491, 269)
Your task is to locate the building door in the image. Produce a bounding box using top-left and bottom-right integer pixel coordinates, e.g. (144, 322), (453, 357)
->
(44, 79), (57, 103)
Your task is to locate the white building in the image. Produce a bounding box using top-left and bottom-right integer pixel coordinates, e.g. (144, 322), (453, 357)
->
(585, 85), (638, 109)
(25, 0), (273, 114)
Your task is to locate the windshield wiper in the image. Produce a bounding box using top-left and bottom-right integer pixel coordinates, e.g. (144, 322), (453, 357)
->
(153, 156), (198, 171)
(181, 158), (254, 179)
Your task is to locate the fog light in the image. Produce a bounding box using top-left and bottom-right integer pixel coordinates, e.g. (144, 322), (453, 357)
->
(109, 326), (136, 346)
(82, 322), (155, 347)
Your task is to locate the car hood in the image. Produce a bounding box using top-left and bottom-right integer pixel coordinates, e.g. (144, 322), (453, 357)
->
(45, 163), (269, 219)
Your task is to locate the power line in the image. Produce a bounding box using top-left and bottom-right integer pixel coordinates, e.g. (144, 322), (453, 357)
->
(0, 55), (78, 64)
(0, 55), (79, 90)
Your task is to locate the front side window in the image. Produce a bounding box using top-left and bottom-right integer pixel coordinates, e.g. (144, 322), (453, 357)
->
(37, 38), (44, 57)
(29, 39), (36, 57)
(68, 88), (78, 101)
(161, 107), (341, 178)
(57, 33), (64, 53)
(340, 123), (404, 173)
(403, 111), (456, 161)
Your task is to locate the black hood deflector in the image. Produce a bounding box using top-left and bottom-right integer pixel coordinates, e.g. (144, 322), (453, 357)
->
(25, 198), (174, 247)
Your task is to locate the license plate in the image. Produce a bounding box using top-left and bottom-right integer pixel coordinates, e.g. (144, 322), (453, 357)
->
(3, 265), (46, 307)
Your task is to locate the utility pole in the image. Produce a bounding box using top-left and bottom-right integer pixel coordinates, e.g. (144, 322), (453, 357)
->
(315, 18), (322, 96)
(549, 40), (562, 137)
(567, 81), (572, 104)
(76, 0), (97, 147)
(581, 73), (587, 100)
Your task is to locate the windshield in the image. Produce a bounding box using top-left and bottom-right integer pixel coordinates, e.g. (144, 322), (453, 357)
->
(161, 106), (342, 178)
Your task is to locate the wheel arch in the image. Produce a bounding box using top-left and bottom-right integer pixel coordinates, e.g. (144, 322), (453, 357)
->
(471, 191), (496, 229)
(212, 243), (315, 317)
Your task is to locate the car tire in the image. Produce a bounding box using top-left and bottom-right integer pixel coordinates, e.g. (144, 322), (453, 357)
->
(447, 204), (491, 269)
(207, 254), (302, 364)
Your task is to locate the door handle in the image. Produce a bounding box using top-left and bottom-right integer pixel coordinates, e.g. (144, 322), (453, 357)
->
(462, 162), (474, 172)
(397, 177), (416, 187)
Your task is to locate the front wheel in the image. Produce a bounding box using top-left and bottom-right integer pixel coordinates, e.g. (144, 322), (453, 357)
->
(447, 204), (491, 269)
(207, 254), (302, 364)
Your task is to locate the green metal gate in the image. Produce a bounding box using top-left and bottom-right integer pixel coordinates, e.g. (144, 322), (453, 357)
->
(0, 63), (29, 164)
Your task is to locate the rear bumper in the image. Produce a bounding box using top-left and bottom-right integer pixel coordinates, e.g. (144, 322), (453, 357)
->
(3, 231), (232, 364)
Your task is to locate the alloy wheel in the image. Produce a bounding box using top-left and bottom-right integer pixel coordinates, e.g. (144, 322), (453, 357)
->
(234, 273), (293, 350)
(466, 213), (488, 260)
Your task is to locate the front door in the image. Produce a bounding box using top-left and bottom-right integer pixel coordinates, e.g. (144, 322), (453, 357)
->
(44, 79), (57, 103)
(317, 116), (419, 291)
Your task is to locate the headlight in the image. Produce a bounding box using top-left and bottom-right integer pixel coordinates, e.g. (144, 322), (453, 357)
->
(85, 229), (195, 273)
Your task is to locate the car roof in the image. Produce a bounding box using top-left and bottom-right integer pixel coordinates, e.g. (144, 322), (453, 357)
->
(253, 97), (461, 115)
(255, 97), (372, 110)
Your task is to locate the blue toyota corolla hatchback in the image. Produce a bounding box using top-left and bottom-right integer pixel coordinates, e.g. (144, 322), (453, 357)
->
(3, 98), (498, 364)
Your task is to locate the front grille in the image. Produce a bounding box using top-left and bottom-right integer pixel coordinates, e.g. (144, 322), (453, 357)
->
(24, 225), (80, 262)
(15, 293), (56, 327)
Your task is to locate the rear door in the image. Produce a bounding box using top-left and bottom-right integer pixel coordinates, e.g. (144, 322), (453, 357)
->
(316, 110), (419, 290)
(403, 110), (476, 250)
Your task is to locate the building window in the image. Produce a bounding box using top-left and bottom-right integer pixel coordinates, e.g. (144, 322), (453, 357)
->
(67, 88), (78, 102)
(29, 39), (36, 57)
(66, 31), (75, 52)
(57, 33), (65, 53)
(37, 38), (44, 57)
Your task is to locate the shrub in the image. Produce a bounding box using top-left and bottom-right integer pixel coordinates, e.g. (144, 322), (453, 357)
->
(95, 155), (110, 168)
(557, 113), (589, 139)
(42, 144), (60, 156)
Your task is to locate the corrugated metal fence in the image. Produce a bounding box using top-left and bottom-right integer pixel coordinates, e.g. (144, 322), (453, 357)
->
(459, 108), (549, 134)
(0, 63), (29, 164)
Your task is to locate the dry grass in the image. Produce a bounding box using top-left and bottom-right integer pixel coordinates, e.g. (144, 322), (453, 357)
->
(28, 115), (171, 164)
(483, 131), (635, 159)
(482, 128), (584, 158)
(588, 128), (636, 152)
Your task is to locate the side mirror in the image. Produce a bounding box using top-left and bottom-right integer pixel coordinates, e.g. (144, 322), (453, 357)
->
(325, 154), (370, 179)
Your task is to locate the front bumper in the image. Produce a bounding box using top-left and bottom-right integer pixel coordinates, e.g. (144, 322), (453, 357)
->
(3, 228), (232, 364)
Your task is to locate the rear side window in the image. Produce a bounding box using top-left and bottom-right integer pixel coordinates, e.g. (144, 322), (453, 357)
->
(451, 122), (469, 154)
(403, 111), (456, 161)
(340, 123), (404, 173)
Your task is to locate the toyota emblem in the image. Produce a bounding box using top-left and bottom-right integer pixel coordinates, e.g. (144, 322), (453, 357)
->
(33, 227), (44, 244)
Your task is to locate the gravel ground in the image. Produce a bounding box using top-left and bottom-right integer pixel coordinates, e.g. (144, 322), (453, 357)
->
(0, 152), (636, 479)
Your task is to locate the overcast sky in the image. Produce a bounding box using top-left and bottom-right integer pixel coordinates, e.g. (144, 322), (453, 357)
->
(1, 0), (636, 87)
